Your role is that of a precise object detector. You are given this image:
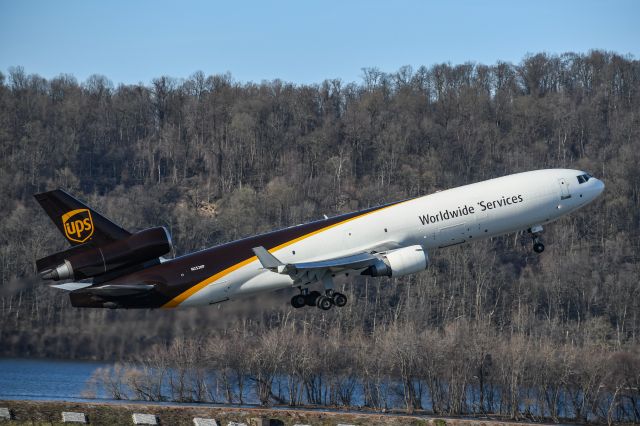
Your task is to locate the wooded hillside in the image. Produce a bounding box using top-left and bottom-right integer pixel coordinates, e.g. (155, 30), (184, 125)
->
(1, 51), (639, 422)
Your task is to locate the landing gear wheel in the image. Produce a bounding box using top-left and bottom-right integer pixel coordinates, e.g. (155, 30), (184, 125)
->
(316, 295), (333, 310)
(291, 294), (306, 309)
(528, 225), (545, 254)
(332, 292), (347, 307)
(305, 291), (321, 307)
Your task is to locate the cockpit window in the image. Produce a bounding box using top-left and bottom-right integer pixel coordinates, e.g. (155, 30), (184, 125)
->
(576, 174), (592, 184)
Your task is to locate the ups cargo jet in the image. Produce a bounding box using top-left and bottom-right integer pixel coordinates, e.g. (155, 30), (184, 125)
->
(35, 169), (604, 310)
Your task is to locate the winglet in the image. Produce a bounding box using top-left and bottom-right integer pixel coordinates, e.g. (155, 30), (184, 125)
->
(252, 246), (284, 270)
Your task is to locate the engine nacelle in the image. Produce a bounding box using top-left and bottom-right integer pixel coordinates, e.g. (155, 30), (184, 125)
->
(41, 227), (172, 281)
(362, 245), (428, 278)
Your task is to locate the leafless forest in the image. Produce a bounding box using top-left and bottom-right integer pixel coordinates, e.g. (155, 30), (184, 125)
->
(1, 51), (639, 423)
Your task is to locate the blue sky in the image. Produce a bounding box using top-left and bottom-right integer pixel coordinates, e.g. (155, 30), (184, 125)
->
(1, 0), (638, 85)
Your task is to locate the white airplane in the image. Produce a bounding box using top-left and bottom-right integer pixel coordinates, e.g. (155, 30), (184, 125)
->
(36, 169), (604, 310)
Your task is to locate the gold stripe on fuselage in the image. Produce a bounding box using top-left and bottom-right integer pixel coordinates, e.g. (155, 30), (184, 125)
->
(162, 199), (412, 308)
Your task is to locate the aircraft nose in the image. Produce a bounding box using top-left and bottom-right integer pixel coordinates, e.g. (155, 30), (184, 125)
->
(595, 178), (605, 196)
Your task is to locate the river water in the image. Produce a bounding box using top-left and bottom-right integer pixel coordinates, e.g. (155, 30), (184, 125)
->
(0, 357), (636, 424)
(0, 358), (110, 400)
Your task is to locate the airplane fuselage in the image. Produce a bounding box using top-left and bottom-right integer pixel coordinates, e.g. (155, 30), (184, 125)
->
(67, 169), (604, 309)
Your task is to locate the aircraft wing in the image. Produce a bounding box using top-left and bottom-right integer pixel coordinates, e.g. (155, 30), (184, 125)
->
(252, 246), (379, 284)
(291, 252), (377, 272)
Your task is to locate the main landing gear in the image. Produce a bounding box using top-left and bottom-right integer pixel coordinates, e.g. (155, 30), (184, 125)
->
(290, 289), (348, 310)
(528, 225), (545, 253)
(290, 273), (348, 310)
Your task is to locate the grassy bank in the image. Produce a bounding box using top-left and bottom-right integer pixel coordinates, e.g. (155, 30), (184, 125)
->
(0, 400), (554, 426)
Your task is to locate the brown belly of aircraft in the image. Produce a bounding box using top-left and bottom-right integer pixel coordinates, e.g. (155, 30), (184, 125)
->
(69, 200), (406, 309)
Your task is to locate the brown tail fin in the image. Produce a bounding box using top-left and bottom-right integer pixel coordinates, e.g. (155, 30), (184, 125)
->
(34, 189), (130, 247)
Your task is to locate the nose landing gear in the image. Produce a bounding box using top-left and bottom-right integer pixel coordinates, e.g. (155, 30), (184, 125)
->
(533, 240), (545, 253)
(528, 225), (545, 253)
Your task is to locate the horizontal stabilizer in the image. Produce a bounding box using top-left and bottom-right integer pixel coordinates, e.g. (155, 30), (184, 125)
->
(50, 282), (92, 291)
(79, 284), (155, 297)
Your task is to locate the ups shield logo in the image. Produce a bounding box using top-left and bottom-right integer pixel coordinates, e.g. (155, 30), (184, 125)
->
(62, 209), (94, 243)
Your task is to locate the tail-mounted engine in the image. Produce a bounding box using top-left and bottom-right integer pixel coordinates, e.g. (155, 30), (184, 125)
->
(39, 227), (172, 281)
(362, 245), (428, 278)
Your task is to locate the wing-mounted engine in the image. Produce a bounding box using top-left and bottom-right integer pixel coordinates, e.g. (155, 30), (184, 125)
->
(361, 245), (428, 277)
(253, 244), (428, 282)
(38, 227), (172, 281)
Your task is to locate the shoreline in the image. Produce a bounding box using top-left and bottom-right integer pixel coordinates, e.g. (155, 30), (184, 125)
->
(0, 399), (568, 426)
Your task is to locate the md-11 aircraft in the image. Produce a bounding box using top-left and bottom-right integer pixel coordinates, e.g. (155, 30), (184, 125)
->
(36, 169), (604, 310)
